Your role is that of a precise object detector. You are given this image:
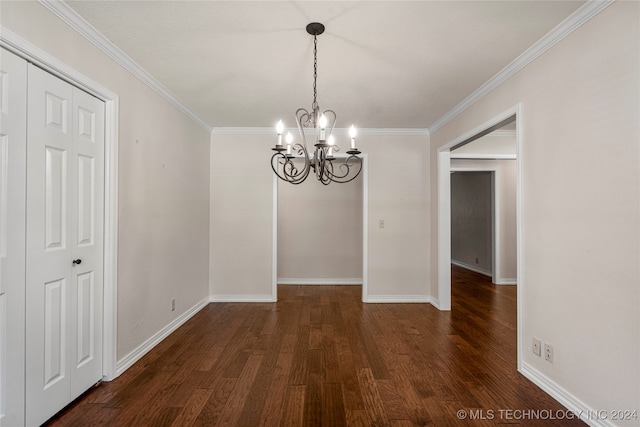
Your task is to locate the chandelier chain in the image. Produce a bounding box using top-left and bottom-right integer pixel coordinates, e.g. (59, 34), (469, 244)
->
(312, 34), (318, 109)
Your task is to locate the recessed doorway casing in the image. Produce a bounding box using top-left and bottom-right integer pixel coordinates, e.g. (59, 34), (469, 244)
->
(437, 104), (523, 369)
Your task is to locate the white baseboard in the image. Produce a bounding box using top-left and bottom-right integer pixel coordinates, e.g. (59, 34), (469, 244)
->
(520, 363), (613, 427)
(451, 260), (492, 277)
(494, 278), (517, 285)
(363, 295), (433, 304)
(278, 278), (362, 285)
(210, 294), (277, 302)
(116, 296), (210, 376)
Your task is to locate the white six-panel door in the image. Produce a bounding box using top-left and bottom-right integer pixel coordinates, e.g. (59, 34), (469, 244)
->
(25, 64), (104, 427)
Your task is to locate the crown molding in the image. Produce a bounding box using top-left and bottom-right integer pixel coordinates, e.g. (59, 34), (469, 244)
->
(450, 153), (517, 160)
(37, 0), (212, 132)
(428, 0), (614, 134)
(351, 128), (429, 136)
(211, 127), (281, 135)
(212, 127), (429, 136)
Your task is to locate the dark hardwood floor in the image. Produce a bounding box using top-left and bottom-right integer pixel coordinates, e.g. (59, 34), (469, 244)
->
(46, 266), (584, 426)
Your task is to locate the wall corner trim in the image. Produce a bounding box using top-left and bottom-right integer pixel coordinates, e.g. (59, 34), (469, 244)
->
(115, 296), (210, 377)
(520, 363), (613, 427)
(36, 0), (212, 132)
(427, 0), (614, 134)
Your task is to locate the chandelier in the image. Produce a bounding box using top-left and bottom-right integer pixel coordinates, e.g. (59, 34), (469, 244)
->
(271, 22), (362, 185)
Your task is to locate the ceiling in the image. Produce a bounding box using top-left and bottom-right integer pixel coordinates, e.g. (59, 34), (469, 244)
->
(66, 1), (585, 129)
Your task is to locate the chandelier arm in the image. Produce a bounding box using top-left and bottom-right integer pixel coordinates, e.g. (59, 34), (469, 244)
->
(314, 148), (321, 180)
(322, 110), (337, 138)
(271, 152), (292, 182)
(323, 155), (363, 184)
(288, 143), (312, 184)
(297, 144), (312, 183)
(271, 148), (312, 185)
(284, 159), (308, 184)
(296, 108), (312, 131)
(271, 152), (298, 183)
(315, 147), (329, 182)
(319, 157), (333, 185)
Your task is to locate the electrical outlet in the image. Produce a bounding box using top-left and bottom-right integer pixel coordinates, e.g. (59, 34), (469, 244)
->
(544, 343), (553, 363)
(532, 337), (541, 356)
(379, 219), (385, 228)
(171, 299), (176, 312)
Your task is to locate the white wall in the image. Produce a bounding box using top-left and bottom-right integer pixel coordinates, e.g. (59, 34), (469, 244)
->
(210, 131), (430, 302)
(1, 2), (211, 362)
(431, 2), (639, 419)
(278, 160), (363, 283)
(209, 133), (274, 300)
(364, 134), (430, 301)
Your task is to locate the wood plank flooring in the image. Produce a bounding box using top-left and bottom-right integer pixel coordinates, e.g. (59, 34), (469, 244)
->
(45, 266), (584, 426)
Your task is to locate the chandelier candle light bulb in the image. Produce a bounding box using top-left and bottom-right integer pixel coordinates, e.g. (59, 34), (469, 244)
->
(349, 125), (357, 149)
(286, 132), (293, 156)
(276, 120), (284, 149)
(319, 114), (327, 141)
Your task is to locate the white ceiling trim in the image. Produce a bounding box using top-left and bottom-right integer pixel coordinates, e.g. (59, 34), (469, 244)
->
(450, 154), (517, 160)
(38, 0), (212, 132)
(212, 127), (429, 136)
(427, 0), (614, 134)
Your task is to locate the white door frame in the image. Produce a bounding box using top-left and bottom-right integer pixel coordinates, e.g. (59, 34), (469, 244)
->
(1, 27), (119, 381)
(437, 104), (523, 369)
(272, 153), (369, 302)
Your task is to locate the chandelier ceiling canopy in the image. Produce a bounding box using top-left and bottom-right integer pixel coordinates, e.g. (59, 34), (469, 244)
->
(271, 22), (362, 185)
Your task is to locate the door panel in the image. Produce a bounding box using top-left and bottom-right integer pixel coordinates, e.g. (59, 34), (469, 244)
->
(69, 86), (104, 399)
(45, 145), (68, 250)
(26, 64), (105, 426)
(26, 64), (74, 426)
(43, 278), (66, 389)
(77, 154), (95, 247)
(76, 271), (94, 367)
(45, 91), (68, 132)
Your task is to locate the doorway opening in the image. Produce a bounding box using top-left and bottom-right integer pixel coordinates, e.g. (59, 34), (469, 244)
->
(437, 105), (522, 368)
(450, 170), (495, 278)
(450, 136), (518, 286)
(271, 154), (369, 301)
